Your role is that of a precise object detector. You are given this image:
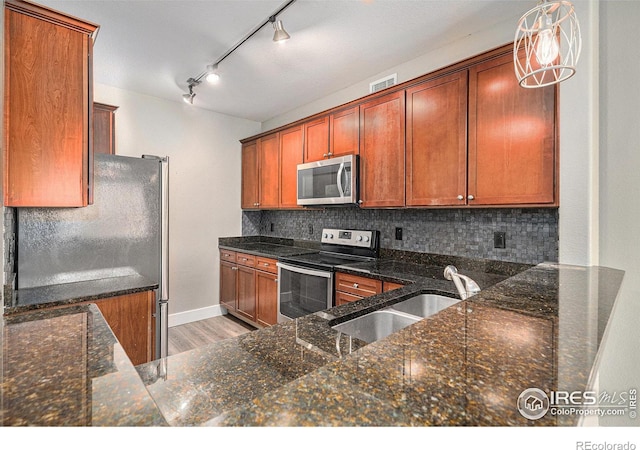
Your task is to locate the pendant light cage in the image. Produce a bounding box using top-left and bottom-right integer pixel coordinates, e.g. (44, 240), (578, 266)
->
(514, 0), (582, 88)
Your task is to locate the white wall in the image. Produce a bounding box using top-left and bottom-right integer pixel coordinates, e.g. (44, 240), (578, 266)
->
(594, 0), (640, 426)
(94, 84), (261, 322)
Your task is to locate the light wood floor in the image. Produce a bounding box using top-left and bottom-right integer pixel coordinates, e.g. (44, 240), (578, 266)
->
(168, 314), (255, 356)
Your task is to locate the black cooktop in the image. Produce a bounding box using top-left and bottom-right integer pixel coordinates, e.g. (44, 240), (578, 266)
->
(279, 251), (374, 271)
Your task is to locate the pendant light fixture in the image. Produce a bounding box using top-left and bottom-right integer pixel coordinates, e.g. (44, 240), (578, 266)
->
(514, 0), (582, 88)
(181, 0), (296, 104)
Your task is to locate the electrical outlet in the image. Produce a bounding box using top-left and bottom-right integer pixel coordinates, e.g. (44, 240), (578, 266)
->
(308, 224), (313, 235)
(395, 227), (403, 240)
(270, 223), (274, 232)
(494, 231), (506, 249)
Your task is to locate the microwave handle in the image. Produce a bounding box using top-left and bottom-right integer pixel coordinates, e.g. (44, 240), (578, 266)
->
(336, 163), (345, 197)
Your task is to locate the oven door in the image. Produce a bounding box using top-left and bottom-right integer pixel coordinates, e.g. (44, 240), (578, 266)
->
(277, 262), (333, 322)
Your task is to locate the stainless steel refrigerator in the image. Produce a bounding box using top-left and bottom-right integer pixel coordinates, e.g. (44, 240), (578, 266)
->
(17, 153), (170, 358)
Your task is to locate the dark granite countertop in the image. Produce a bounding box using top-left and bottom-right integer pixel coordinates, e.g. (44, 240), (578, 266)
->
(4, 274), (159, 314)
(136, 256), (625, 426)
(219, 236), (318, 259)
(0, 304), (166, 426)
(0, 234), (626, 427)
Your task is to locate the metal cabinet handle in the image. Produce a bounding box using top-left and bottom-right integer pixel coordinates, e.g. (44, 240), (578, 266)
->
(275, 278), (278, 283)
(457, 195), (464, 201)
(328, 152), (333, 156)
(263, 263), (269, 266)
(353, 283), (359, 288)
(358, 200), (363, 204)
(231, 267), (238, 271)
(323, 153), (328, 157)
(467, 195), (475, 200)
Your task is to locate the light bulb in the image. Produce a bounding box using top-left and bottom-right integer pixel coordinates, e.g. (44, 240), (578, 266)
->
(535, 16), (559, 66)
(205, 72), (219, 83)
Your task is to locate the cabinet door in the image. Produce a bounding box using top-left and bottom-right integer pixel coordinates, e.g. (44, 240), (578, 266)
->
(241, 140), (259, 209)
(406, 72), (468, 206)
(279, 125), (303, 208)
(236, 265), (256, 322)
(92, 291), (155, 366)
(220, 260), (237, 312)
(468, 52), (556, 206)
(4, 5), (96, 207)
(93, 102), (118, 155)
(359, 91), (406, 207)
(256, 270), (278, 327)
(303, 116), (329, 162)
(259, 133), (280, 209)
(335, 290), (362, 306)
(330, 106), (359, 158)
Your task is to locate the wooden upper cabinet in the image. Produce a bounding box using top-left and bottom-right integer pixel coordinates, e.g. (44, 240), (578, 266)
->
(93, 102), (118, 155)
(406, 72), (468, 207)
(304, 116), (329, 162)
(303, 107), (359, 163)
(279, 125), (303, 208)
(330, 106), (359, 158)
(468, 52), (556, 206)
(3, 1), (98, 207)
(258, 133), (280, 209)
(241, 140), (259, 209)
(359, 90), (406, 208)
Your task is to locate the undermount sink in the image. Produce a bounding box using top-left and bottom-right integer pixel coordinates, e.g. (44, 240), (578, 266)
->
(388, 294), (460, 318)
(332, 293), (460, 344)
(332, 310), (419, 343)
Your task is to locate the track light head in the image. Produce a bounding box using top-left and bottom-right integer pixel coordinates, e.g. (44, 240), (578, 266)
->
(205, 64), (220, 83)
(183, 79), (198, 105)
(271, 17), (290, 43)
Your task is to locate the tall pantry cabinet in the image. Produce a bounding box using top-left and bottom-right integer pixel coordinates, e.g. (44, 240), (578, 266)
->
(4, 0), (99, 207)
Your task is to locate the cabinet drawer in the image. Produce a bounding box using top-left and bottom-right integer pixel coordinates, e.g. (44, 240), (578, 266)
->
(383, 281), (405, 292)
(220, 250), (237, 263)
(256, 256), (277, 274)
(335, 290), (362, 306)
(237, 253), (256, 267)
(335, 272), (382, 297)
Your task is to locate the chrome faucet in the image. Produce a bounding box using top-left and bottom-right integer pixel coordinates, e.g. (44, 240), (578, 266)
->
(444, 265), (481, 300)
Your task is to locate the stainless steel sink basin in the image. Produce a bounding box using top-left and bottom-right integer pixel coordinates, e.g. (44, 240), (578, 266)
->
(332, 310), (419, 343)
(388, 294), (459, 318)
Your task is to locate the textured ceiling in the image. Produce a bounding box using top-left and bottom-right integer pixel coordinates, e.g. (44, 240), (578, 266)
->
(37, 0), (530, 123)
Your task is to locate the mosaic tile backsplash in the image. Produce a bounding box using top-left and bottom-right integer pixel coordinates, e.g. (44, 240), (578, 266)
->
(242, 208), (558, 265)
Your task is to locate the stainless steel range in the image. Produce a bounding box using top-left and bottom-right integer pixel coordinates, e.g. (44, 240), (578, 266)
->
(277, 228), (380, 322)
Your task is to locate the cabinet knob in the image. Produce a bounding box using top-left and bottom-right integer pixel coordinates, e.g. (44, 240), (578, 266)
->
(274, 278), (278, 283)
(323, 153), (328, 157)
(263, 263), (269, 267)
(457, 195), (464, 201)
(467, 195), (475, 201)
(242, 258), (247, 261)
(231, 267), (238, 271)
(353, 283), (359, 288)
(328, 152), (333, 156)
(358, 200), (363, 204)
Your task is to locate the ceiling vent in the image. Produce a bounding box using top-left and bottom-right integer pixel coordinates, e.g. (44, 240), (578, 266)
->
(369, 74), (397, 93)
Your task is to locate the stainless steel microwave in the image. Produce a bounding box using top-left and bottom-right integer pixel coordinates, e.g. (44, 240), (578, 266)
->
(297, 155), (358, 206)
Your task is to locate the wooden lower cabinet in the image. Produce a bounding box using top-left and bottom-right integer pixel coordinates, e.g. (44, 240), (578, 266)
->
(236, 265), (256, 322)
(335, 272), (383, 305)
(383, 281), (405, 292)
(89, 290), (155, 366)
(219, 249), (278, 328)
(220, 260), (238, 312)
(256, 270), (278, 327)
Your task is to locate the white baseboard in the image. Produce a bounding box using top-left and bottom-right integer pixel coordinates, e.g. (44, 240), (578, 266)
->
(168, 304), (226, 328)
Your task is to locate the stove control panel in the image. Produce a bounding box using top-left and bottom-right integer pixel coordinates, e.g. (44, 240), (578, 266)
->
(321, 228), (375, 248)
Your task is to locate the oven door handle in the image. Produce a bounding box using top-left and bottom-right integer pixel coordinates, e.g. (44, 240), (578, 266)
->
(277, 262), (332, 278)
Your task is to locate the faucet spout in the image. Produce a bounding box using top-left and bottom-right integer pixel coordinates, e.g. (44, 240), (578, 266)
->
(444, 265), (481, 300)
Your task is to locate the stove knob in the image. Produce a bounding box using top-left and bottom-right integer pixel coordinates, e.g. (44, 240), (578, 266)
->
(323, 233), (328, 238)
(364, 236), (370, 243)
(356, 236), (363, 242)
(328, 233), (334, 239)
